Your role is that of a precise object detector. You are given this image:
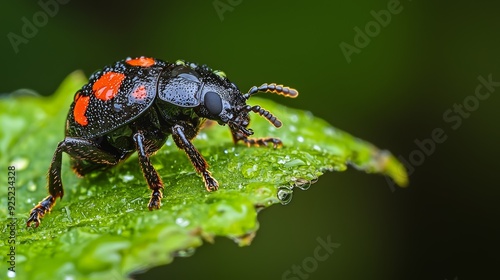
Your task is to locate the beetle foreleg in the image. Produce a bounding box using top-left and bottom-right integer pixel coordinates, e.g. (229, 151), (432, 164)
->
(172, 124), (219, 192)
(229, 126), (283, 148)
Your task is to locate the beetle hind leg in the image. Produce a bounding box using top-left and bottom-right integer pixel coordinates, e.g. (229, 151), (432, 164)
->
(27, 137), (121, 228)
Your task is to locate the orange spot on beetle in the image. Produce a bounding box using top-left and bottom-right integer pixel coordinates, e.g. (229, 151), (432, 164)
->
(93, 72), (126, 101)
(74, 93), (90, 126)
(132, 85), (147, 100)
(126, 57), (155, 67)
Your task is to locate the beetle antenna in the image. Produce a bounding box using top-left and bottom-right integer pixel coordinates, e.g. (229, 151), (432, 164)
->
(243, 105), (282, 128)
(243, 83), (298, 100)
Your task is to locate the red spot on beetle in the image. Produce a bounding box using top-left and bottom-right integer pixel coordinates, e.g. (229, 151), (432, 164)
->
(132, 85), (148, 100)
(93, 72), (126, 101)
(74, 93), (90, 126)
(126, 57), (155, 67)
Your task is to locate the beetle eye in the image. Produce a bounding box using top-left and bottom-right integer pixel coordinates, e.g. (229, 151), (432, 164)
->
(204, 91), (223, 115)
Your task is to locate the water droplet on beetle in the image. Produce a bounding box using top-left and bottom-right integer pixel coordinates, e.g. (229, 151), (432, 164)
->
(113, 103), (123, 112)
(277, 187), (293, 205)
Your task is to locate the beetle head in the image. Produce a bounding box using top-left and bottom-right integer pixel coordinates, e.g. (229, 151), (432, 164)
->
(164, 62), (298, 136)
(198, 68), (298, 138)
(227, 83), (298, 138)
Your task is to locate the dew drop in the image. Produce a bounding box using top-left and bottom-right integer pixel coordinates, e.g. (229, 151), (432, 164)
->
(62, 206), (73, 223)
(284, 159), (306, 168)
(174, 247), (196, 257)
(295, 178), (318, 191)
(9, 157), (29, 171)
(297, 136), (304, 143)
(129, 197), (142, 204)
(197, 132), (208, 140)
(120, 174), (134, 183)
(27, 181), (36, 192)
(278, 155), (290, 165)
(175, 217), (190, 227)
(242, 163), (258, 178)
(277, 187), (293, 205)
(324, 127), (335, 135)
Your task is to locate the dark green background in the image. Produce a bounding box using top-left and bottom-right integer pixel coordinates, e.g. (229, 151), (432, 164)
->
(1, 0), (498, 279)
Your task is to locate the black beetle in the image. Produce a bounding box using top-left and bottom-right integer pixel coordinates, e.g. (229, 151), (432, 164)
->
(27, 56), (298, 227)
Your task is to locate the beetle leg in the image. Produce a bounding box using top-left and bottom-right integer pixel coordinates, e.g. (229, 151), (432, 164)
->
(241, 137), (283, 148)
(172, 124), (219, 192)
(27, 137), (120, 228)
(133, 132), (164, 210)
(230, 127), (283, 148)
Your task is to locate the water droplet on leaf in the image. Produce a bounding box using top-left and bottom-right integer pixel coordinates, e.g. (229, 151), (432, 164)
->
(175, 217), (190, 227)
(9, 157), (29, 171)
(120, 174), (134, 182)
(174, 247), (195, 257)
(277, 187), (293, 205)
(294, 178), (317, 191)
(27, 180), (36, 191)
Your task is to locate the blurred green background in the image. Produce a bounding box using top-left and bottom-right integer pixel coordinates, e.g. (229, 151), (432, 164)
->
(1, 0), (498, 279)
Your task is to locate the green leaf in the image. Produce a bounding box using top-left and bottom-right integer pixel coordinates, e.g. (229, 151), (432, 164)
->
(0, 71), (408, 279)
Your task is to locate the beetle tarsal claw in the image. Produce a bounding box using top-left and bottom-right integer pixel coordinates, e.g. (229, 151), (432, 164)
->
(203, 171), (219, 191)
